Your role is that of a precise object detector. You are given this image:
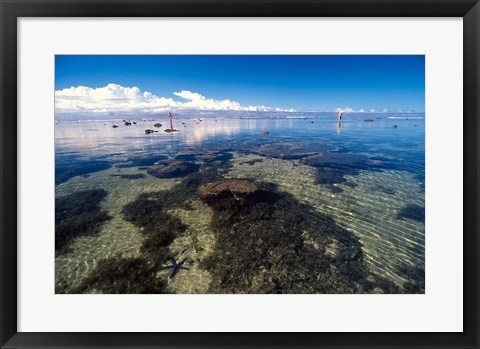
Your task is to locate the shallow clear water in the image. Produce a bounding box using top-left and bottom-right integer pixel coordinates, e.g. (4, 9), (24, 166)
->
(55, 113), (425, 294)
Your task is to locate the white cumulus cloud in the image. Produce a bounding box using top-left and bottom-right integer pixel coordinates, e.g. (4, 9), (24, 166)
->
(334, 107), (354, 113)
(334, 107), (371, 113)
(55, 83), (294, 114)
(335, 107), (369, 113)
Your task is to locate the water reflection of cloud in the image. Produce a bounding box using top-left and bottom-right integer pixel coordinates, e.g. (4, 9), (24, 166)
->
(183, 119), (242, 145)
(55, 118), (300, 157)
(56, 115), (424, 162)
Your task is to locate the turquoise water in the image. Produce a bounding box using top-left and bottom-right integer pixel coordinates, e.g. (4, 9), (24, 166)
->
(55, 113), (425, 294)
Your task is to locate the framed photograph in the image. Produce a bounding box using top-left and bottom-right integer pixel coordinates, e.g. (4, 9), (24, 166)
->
(1, 0), (478, 348)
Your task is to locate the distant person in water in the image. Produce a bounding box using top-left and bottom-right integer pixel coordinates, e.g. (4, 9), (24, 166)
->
(337, 111), (342, 135)
(169, 112), (173, 130)
(164, 112), (178, 133)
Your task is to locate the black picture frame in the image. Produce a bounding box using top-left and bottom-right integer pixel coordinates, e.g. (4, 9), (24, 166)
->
(1, 0), (479, 348)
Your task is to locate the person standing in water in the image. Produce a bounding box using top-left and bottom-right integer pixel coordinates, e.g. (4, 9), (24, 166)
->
(169, 112), (173, 130)
(337, 111), (343, 135)
(164, 112), (178, 133)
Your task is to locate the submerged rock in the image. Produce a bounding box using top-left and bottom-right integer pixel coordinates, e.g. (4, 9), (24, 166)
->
(397, 204), (424, 223)
(392, 125), (398, 128)
(147, 160), (200, 178)
(198, 179), (258, 201)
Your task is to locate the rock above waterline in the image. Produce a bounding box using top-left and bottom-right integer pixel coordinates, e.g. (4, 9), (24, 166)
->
(198, 179), (258, 201)
(147, 160), (200, 178)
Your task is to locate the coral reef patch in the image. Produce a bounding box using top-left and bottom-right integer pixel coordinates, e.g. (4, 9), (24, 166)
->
(199, 182), (399, 294)
(69, 257), (169, 294)
(397, 204), (425, 223)
(147, 160), (200, 178)
(55, 189), (111, 250)
(56, 159), (112, 184)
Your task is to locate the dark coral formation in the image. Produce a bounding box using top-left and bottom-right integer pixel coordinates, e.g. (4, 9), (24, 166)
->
(397, 204), (425, 223)
(200, 183), (399, 294)
(175, 154), (198, 161)
(55, 189), (111, 250)
(303, 152), (371, 169)
(122, 192), (187, 261)
(314, 167), (358, 187)
(301, 152), (397, 189)
(147, 160), (200, 178)
(399, 263), (425, 293)
(55, 159), (111, 184)
(69, 257), (169, 294)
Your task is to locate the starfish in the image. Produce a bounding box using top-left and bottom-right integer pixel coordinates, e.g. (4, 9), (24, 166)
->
(161, 258), (190, 279)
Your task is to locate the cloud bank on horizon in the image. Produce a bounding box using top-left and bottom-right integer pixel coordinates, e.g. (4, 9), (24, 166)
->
(334, 107), (389, 113)
(55, 83), (296, 115)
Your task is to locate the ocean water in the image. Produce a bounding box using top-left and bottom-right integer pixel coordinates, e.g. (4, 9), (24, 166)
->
(55, 113), (425, 294)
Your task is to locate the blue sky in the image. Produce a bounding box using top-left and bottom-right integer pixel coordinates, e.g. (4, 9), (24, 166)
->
(55, 55), (425, 113)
